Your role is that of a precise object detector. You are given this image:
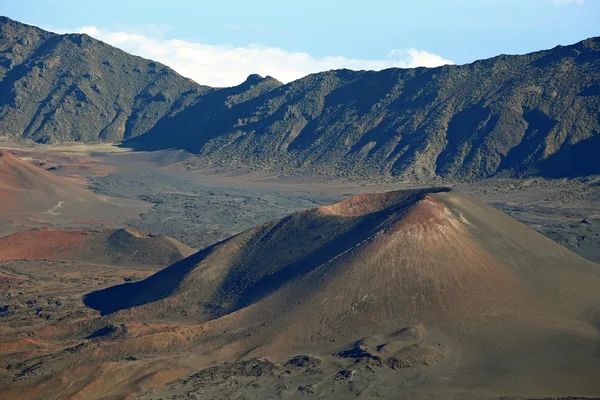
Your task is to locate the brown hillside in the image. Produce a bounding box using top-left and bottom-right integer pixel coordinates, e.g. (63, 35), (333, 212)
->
(3, 188), (599, 399)
(0, 149), (97, 212)
(0, 150), (147, 230)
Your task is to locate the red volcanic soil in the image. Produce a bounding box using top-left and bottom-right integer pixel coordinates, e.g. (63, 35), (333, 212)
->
(0, 227), (194, 268)
(0, 228), (92, 260)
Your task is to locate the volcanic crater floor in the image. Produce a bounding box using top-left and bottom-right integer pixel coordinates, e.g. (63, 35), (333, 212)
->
(0, 148), (599, 400)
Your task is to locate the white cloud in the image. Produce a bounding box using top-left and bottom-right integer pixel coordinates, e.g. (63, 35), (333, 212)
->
(61, 26), (454, 87)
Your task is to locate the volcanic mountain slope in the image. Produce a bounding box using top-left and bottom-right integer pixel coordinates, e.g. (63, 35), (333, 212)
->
(0, 149), (97, 209)
(0, 150), (147, 229)
(79, 188), (600, 398)
(0, 16), (207, 143)
(0, 227), (194, 268)
(131, 38), (600, 181)
(2, 17), (600, 181)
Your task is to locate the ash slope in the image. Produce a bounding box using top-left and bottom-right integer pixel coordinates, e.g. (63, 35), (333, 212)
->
(84, 189), (600, 396)
(0, 150), (146, 229)
(0, 227), (194, 268)
(84, 187), (600, 322)
(0, 149), (98, 211)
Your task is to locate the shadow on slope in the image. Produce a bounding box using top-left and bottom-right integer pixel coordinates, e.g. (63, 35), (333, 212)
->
(122, 74), (283, 152)
(83, 243), (220, 315)
(213, 187), (451, 315)
(534, 134), (600, 178)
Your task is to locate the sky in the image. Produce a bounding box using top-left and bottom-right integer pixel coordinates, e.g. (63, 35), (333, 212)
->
(1, 0), (599, 87)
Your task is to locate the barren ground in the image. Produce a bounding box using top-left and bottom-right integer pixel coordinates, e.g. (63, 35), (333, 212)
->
(0, 145), (598, 400)
(89, 150), (600, 262)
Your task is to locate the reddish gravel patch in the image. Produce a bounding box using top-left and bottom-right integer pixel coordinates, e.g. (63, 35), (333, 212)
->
(0, 228), (96, 261)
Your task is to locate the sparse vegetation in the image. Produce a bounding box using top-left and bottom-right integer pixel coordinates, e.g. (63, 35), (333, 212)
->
(1, 16), (598, 181)
(131, 39), (600, 181)
(0, 16), (206, 143)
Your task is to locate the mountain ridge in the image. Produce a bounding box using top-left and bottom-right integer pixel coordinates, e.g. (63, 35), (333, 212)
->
(1, 16), (599, 181)
(0, 16), (209, 143)
(147, 36), (599, 181)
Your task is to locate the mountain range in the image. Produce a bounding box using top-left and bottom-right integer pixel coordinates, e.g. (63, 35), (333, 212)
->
(1, 16), (599, 181)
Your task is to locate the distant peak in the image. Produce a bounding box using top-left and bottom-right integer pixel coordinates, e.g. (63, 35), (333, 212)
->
(241, 74), (283, 89)
(244, 73), (280, 81)
(245, 74), (265, 84)
(264, 75), (283, 85)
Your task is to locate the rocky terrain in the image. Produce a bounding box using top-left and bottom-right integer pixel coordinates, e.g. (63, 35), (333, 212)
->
(1, 188), (598, 399)
(88, 169), (335, 249)
(0, 259), (157, 336)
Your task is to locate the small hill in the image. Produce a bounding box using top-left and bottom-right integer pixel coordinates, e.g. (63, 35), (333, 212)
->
(0, 227), (194, 267)
(84, 188), (600, 397)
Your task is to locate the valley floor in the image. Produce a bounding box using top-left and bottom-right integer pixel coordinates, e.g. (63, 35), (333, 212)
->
(2, 143), (598, 263)
(91, 150), (600, 262)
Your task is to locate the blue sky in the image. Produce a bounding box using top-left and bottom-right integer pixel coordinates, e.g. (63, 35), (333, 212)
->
(2, 0), (598, 86)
